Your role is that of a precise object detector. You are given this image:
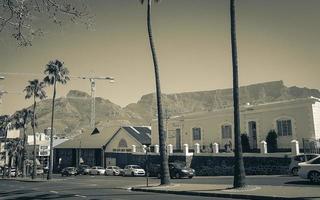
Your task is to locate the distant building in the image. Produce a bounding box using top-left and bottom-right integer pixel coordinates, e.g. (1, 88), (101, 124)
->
(151, 97), (320, 151)
(54, 126), (151, 170)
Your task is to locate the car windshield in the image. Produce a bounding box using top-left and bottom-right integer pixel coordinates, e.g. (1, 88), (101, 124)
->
(171, 163), (185, 169)
(132, 166), (141, 169)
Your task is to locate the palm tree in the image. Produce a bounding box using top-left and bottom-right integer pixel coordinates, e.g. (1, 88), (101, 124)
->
(140, 0), (170, 185)
(11, 109), (33, 178)
(24, 79), (46, 179)
(5, 138), (23, 178)
(43, 59), (70, 180)
(229, 0), (246, 188)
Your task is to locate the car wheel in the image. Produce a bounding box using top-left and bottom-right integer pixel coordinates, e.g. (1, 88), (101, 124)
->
(131, 172), (135, 177)
(309, 171), (320, 183)
(175, 173), (180, 179)
(188, 176), (193, 179)
(97, 172), (100, 175)
(113, 172), (116, 176)
(291, 167), (299, 176)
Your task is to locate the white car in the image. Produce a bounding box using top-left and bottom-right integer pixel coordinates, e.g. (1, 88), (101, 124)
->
(298, 155), (320, 183)
(289, 154), (319, 176)
(89, 166), (106, 175)
(123, 165), (145, 177)
(105, 166), (123, 176)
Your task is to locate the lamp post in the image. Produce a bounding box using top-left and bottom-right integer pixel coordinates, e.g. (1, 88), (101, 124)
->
(145, 145), (150, 187)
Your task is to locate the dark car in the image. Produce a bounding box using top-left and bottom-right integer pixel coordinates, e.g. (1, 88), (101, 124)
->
(61, 167), (78, 176)
(169, 163), (195, 179)
(146, 164), (161, 177)
(150, 163), (195, 179)
(77, 165), (90, 175)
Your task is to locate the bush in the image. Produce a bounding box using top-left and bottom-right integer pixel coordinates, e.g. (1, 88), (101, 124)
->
(266, 130), (278, 152)
(241, 133), (250, 152)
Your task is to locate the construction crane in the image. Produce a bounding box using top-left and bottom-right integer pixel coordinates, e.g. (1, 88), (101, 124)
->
(72, 76), (114, 129)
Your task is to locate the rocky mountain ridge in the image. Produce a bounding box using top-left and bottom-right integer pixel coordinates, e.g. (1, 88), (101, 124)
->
(21, 80), (320, 136)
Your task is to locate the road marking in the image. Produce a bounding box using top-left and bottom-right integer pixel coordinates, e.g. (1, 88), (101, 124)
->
(50, 190), (59, 194)
(74, 194), (86, 198)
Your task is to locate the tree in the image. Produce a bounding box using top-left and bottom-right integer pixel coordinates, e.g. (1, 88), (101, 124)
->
(24, 79), (46, 179)
(266, 130), (278, 153)
(11, 109), (33, 178)
(229, 0), (246, 188)
(44, 59), (70, 180)
(140, 0), (170, 185)
(0, 115), (11, 177)
(0, 0), (91, 46)
(5, 138), (23, 178)
(241, 133), (250, 153)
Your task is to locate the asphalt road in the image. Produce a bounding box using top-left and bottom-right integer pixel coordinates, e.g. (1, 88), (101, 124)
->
(0, 175), (316, 200)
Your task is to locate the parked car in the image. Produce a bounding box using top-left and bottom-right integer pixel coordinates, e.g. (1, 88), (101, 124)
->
(89, 166), (106, 175)
(123, 165), (145, 176)
(8, 168), (22, 177)
(61, 167), (78, 176)
(36, 167), (44, 175)
(105, 166), (123, 176)
(298, 155), (320, 183)
(289, 154), (319, 176)
(146, 164), (161, 177)
(77, 165), (91, 175)
(169, 162), (195, 179)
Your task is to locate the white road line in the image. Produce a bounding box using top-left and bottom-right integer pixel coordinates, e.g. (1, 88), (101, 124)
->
(50, 190), (59, 194)
(74, 194), (87, 198)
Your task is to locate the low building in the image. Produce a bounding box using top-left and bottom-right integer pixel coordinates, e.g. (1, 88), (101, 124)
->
(54, 126), (151, 170)
(151, 97), (320, 151)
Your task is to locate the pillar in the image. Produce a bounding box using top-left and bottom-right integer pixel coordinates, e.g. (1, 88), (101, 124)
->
(194, 143), (200, 154)
(167, 144), (173, 154)
(212, 143), (219, 154)
(154, 145), (159, 154)
(132, 145), (136, 153)
(183, 144), (189, 155)
(291, 140), (300, 156)
(260, 140), (267, 154)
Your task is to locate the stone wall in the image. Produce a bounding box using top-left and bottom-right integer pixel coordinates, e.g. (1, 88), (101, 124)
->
(105, 153), (291, 176)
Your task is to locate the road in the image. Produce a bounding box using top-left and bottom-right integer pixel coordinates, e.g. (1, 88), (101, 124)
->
(0, 175), (316, 200)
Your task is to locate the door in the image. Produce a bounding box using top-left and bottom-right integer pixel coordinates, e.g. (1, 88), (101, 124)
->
(248, 121), (257, 149)
(175, 129), (181, 150)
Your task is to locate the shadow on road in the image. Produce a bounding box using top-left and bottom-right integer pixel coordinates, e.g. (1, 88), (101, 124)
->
(285, 180), (319, 186)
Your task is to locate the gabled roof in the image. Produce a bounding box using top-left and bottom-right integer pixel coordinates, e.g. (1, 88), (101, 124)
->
(122, 126), (151, 145)
(55, 126), (120, 149)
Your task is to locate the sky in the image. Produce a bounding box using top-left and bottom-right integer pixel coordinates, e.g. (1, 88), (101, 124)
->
(0, 0), (320, 115)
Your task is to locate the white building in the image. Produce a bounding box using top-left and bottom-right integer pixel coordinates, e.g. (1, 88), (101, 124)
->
(151, 97), (320, 150)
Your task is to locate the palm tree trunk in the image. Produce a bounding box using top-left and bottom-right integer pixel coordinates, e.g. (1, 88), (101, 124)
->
(32, 96), (37, 179)
(147, 0), (170, 185)
(230, 0), (246, 188)
(22, 126), (27, 178)
(47, 80), (56, 180)
(8, 154), (12, 178)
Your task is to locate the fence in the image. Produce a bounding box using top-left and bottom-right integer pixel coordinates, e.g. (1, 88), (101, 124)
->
(302, 138), (320, 154)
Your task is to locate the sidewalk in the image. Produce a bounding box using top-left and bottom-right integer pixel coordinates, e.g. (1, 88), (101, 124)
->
(131, 183), (320, 200)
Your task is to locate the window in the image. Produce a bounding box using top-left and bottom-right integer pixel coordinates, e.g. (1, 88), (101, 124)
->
(221, 125), (232, 139)
(276, 119), (292, 136)
(192, 128), (201, 140)
(118, 139), (127, 148)
(311, 157), (320, 164)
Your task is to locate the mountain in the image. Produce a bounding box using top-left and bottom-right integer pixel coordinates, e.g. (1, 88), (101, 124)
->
(20, 80), (320, 136)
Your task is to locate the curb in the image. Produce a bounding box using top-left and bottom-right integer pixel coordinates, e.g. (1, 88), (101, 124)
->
(131, 187), (313, 200)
